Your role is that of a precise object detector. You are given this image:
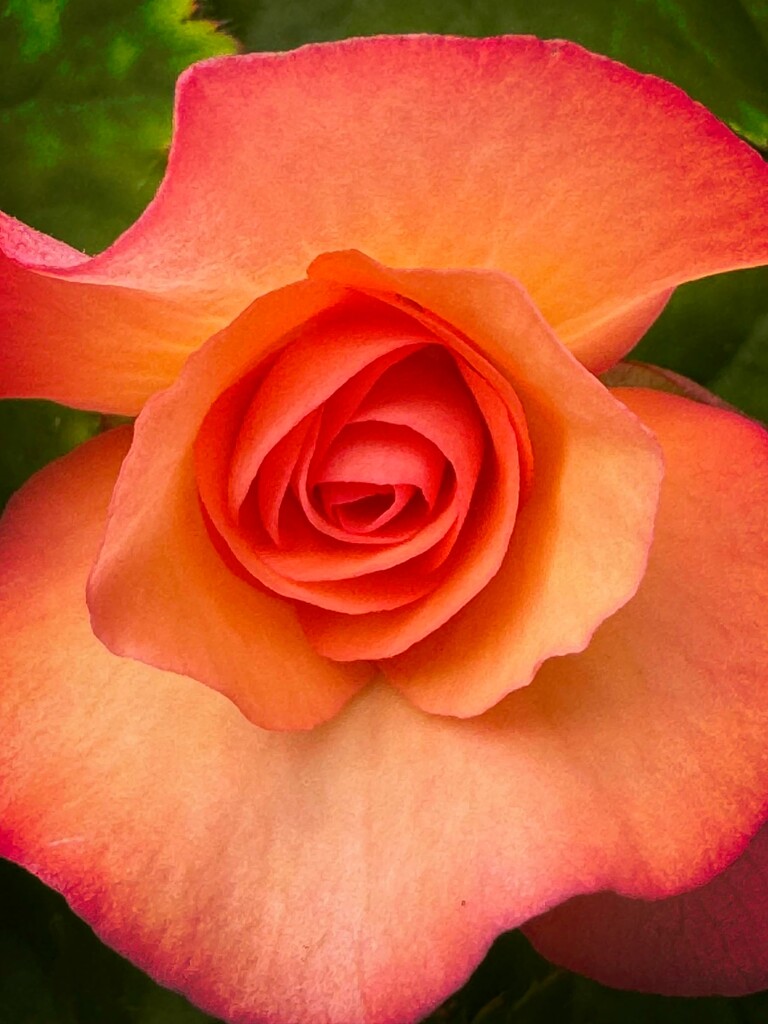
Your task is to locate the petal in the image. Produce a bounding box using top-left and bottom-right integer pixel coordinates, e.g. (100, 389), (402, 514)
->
(524, 822), (768, 997)
(307, 252), (662, 715)
(529, 386), (768, 900)
(7, 37), (765, 410)
(0, 435), (612, 1024)
(0, 214), (222, 415)
(297, 352), (523, 655)
(77, 36), (768, 371)
(86, 281), (370, 730)
(315, 422), (446, 506)
(2, 410), (768, 1024)
(519, 387), (768, 993)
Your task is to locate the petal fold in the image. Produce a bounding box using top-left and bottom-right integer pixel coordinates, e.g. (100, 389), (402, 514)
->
(308, 252), (663, 715)
(87, 282), (370, 730)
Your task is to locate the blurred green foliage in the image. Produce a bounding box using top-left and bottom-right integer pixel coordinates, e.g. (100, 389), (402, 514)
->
(1, 0), (768, 1022)
(0, 0), (235, 252)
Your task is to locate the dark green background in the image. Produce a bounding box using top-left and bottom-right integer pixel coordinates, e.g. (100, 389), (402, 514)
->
(1, 1), (767, 1021)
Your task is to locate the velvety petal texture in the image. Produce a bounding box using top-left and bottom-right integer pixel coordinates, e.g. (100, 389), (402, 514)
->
(2, 384), (768, 1024)
(73, 37), (768, 364)
(307, 253), (661, 715)
(3, 35), (768, 414)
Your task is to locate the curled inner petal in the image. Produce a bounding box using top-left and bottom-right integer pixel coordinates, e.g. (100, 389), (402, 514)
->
(194, 296), (527, 630)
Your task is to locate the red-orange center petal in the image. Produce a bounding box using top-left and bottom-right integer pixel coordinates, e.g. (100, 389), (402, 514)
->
(193, 293), (528, 627)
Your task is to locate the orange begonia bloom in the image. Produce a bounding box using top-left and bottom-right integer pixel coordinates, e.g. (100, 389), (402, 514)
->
(1, 35), (768, 1024)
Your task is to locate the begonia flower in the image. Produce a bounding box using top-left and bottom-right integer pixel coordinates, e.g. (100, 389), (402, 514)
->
(1, 34), (768, 1024)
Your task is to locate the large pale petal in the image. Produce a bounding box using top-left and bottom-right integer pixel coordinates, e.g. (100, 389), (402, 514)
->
(524, 822), (768, 997)
(520, 388), (768, 995)
(0, 433), (621, 1024)
(517, 387), (768, 895)
(74, 36), (768, 371)
(2, 401), (768, 1024)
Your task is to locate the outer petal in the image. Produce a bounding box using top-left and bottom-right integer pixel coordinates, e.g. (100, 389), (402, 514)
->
(521, 388), (768, 998)
(0, 213), (222, 415)
(86, 282), (371, 731)
(524, 823), (768, 997)
(3, 383), (768, 1024)
(0, 433), (622, 1024)
(5, 37), (767, 409)
(69, 35), (768, 371)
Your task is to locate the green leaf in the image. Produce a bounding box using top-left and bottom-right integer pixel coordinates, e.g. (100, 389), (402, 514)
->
(708, 304), (768, 420)
(0, 400), (101, 511)
(632, 266), (768, 421)
(0, 0), (236, 254)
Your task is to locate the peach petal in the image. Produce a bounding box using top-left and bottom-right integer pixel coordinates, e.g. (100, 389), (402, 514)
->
(87, 282), (371, 729)
(0, 215), (222, 415)
(3, 421), (768, 1024)
(298, 362), (522, 656)
(253, 485), (460, 581)
(199, 388), (452, 611)
(307, 253), (661, 712)
(351, 345), (486, 507)
(74, 37), (768, 372)
(256, 415), (315, 545)
(314, 421), (446, 510)
(198, 305), (496, 609)
(320, 482), (416, 534)
(227, 302), (435, 512)
(5, 39), (767, 412)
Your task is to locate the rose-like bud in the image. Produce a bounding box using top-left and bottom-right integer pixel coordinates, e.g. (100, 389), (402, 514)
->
(86, 249), (663, 728)
(195, 294), (532, 645)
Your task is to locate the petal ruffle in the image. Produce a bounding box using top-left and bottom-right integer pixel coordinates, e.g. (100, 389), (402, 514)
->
(5, 38), (766, 410)
(72, 35), (768, 372)
(521, 384), (768, 898)
(0, 433), (624, 1024)
(86, 281), (371, 730)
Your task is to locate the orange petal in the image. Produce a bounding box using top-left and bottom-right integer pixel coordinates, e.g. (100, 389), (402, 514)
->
(86, 283), (370, 730)
(521, 386), (768, 897)
(296, 348), (524, 656)
(2, 414), (767, 1024)
(78, 37), (768, 371)
(0, 213), (222, 414)
(306, 252), (662, 713)
(6, 38), (765, 410)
